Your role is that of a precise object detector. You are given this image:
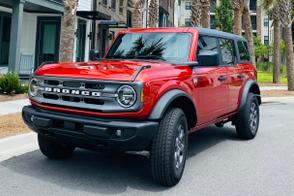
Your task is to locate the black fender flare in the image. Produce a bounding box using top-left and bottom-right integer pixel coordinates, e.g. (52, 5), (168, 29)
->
(148, 89), (196, 121)
(239, 80), (261, 111)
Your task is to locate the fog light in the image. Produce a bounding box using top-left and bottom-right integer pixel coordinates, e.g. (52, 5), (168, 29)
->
(116, 129), (122, 137)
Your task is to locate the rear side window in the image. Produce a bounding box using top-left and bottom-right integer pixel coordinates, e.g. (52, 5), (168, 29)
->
(237, 41), (250, 61)
(219, 39), (236, 66)
(197, 36), (218, 55)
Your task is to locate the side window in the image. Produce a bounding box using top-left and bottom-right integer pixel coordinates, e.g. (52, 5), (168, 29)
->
(197, 36), (218, 55)
(219, 39), (236, 66)
(237, 41), (251, 61)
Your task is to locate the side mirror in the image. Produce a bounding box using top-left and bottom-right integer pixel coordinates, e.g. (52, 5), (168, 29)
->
(197, 50), (219, 66)
(89, 49), (100, 61)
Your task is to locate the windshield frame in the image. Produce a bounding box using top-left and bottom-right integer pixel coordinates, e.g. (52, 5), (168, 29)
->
(105, 32), (193, 63)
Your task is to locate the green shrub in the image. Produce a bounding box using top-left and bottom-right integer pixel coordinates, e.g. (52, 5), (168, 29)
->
(0, 72), (23, 94)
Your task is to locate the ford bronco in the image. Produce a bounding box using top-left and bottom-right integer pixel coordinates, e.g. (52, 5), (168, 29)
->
(22, 27), (261, 186)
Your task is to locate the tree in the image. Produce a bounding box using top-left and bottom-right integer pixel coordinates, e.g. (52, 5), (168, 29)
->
(130, 0), (145, 28)
(200, 0), (211, 28)
(191, 0), (202, 26)
(59, 0), (79, 62)
(148, 0), (159, 27)
(242, 0), (256, 66)
(279, 0), (294, 90)
(215, 0), (233, 32)
(262, 0), (282, 83)
(232, 0), (243, 35)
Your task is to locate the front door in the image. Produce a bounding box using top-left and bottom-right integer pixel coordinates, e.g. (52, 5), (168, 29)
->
(75, 19), (87, 62)
(194, 36), (229, 124)
(35, 17), (61, 68)
(0, 13), (11, 66)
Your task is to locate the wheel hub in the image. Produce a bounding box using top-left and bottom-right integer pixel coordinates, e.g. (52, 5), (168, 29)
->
(249, 102), (258, 134)
(174, 124), (185, 170)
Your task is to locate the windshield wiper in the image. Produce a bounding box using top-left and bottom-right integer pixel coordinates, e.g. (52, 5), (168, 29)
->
(135, 55), (166, 61)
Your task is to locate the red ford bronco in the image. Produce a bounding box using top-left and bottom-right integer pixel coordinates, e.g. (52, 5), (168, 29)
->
(23, 27), (261, 186)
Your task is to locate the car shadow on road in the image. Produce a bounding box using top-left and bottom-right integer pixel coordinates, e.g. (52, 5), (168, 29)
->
(1, 126), (239, 194)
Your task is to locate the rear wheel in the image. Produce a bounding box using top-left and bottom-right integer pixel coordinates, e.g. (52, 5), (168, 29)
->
(151, 108), (188, 186)
(235, 93), (260, 139)
(38, 134), (75, 159)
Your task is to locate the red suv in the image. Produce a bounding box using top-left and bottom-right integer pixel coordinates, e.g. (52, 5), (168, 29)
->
(23, 27), (261, 186)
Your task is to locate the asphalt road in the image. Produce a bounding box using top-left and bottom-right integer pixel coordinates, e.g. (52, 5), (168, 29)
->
(1, 98), (294, 196)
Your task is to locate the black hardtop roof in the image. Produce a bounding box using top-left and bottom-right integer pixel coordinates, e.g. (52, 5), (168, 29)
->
(195, 27), (247, 42)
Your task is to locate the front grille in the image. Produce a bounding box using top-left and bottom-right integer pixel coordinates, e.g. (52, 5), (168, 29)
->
(32, 76), (143, 112)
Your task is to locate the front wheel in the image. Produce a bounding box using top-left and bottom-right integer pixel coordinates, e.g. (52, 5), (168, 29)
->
(235, 93), (260, 139)
(151, 108), (188, 186)
(38, 134), (75, 159)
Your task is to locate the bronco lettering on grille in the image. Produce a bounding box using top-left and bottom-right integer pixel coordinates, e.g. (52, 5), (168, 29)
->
(43, 87), (101, 97)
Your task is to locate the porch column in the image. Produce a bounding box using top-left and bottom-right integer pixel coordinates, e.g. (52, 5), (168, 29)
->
(8, 0), (26, 73)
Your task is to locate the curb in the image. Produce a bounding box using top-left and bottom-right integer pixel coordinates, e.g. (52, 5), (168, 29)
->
(0, 132), (37, 162)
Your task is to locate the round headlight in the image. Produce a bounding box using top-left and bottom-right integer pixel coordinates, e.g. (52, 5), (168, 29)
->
(117, 85), (136, 107)
(29, 78), (39, 97)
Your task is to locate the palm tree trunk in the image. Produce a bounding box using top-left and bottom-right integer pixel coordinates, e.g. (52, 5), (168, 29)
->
(201, 0), (210, 28)
(59, 0), (79, 62)
(233, 8), (242, 35)
(191, 0), (202, 26)
(284, 26), (294, 90)
(273, 19), (281, 84)
(242, 1), (256, 66)
(148, 0), (158, 27)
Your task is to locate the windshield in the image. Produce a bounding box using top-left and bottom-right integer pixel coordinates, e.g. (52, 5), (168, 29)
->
(106, 32), (192, 62)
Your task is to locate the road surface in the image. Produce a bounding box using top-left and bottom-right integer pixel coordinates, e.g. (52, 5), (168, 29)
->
(0, 98), (294, 196)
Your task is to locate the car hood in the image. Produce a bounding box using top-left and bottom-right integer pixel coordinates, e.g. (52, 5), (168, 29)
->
(35, 59), (171, 81)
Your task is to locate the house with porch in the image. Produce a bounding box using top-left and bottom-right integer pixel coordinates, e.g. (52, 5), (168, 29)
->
(0, 0), (64, 75)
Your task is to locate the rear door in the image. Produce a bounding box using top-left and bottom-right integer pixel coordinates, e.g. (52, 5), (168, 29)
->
(218, 38), (240, 113)
(193, 36), (229, 124)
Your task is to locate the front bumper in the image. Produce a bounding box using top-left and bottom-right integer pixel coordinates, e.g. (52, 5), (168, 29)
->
(22, 106), (158, 151)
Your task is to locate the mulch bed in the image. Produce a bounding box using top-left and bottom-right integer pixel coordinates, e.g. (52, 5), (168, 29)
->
(0, 112), (30, 138)
(0, 94), (28, 102)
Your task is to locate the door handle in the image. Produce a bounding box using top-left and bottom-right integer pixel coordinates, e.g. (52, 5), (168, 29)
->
(218, 76), (228, 82)
(237, 74), (245, 80)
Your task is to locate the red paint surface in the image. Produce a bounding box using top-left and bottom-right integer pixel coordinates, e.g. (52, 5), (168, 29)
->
(33, 28), (257, 131)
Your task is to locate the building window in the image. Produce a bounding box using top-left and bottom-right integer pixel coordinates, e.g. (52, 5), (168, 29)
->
(111, 0), (116, 9)
(127, 10), (132, 27)
(264, 36), (269, 45)
(185, 1), (192, 10)
(251, 16), (257, 30)
(119, 0), (123, 14)
(185, 18), (192, 26)
(210, 0), (216, 12)
(102, 0), (107, 6)
(250, 0), (256, 12)
(264, 17), (269, 27)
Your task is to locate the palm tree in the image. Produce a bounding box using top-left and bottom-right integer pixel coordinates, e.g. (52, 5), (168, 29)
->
(279, 0), (294, 90)
(59, 0), (79, 62)
(148, 0), (159, 27)
(200, 0), (210, 28)
(232, 0), (243, 35)
(262, 0), (281, 83)
(242, 0), (256, 66)
(191, 0), (202, 26)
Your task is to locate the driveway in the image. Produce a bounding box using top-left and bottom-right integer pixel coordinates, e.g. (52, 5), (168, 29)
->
(0, 98), (294, 196)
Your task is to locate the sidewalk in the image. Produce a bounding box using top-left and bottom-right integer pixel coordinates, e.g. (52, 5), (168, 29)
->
(0, 99), (29, 115)
(260, 86), (287, 91)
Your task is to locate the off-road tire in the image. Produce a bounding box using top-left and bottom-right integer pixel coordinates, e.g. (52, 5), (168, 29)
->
(235, 93), (260, 140)
(151, 108), (188, 186)
(38, 134), (75, 159)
